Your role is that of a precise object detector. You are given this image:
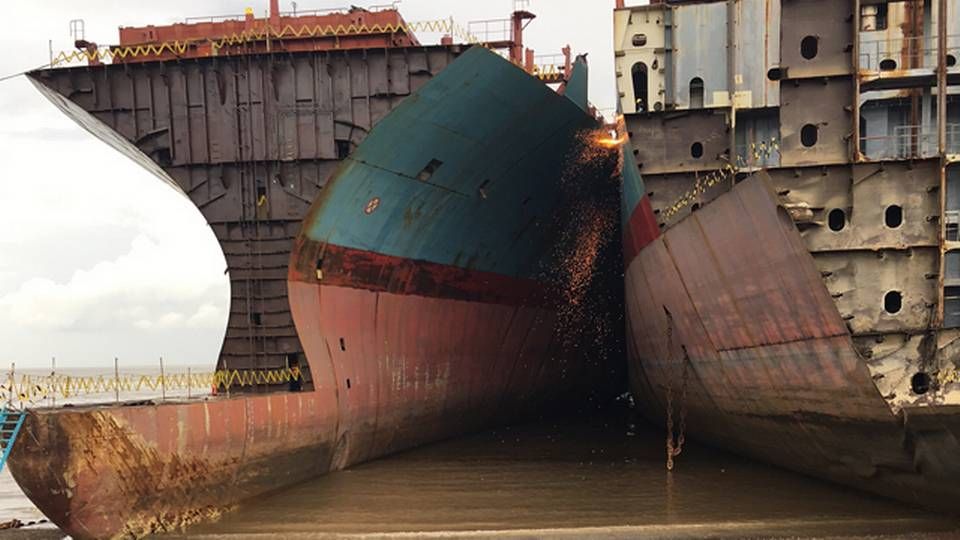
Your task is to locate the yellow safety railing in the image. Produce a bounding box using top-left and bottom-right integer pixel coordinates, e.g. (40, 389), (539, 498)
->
(47, 18), (575, 85)
(660, 138), (781, 221)
(51, 19), (482, 66)
(532, 64), (562, 80)
(1, 366), (302, 408)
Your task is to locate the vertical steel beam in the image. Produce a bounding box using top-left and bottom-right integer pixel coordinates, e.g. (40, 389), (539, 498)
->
(727, 0), (738, 172)
(936, 0), (948, 326)
(853, 0), (862, 162)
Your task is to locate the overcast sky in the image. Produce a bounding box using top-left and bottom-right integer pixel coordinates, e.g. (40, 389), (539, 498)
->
(0, 0), (620, 370)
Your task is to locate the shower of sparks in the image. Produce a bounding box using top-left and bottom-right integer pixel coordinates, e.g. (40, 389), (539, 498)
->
(539, 124), (625, 380)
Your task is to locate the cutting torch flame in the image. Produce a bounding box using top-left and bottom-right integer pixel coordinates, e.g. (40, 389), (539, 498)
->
(595, 134), (627, 148)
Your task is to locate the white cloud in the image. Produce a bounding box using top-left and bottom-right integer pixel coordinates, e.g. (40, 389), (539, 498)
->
(0, 232), (227, 331)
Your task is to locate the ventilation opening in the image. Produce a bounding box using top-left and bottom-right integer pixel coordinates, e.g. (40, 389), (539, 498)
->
(948, 55), (957, 67)
(767, 67), (784, 81)
(339, 337), (346, 351)
(345, 378), (352, 389)
(801, 124), (819, 147)
(251, 312), (262, 326)
(632, 34), (647, 47)
(800, 36), (819, 60)
(632, 62), (649, 112)
(689, 77), (704, 108)
(478, 179), (491, 199)
(879, 58), (898, 71)
(690, 142), (704, 159)
(884, 291), (902, 314)
(828, 208), (846, 231)
(884, 205), (903, 228)
(287, 354), (303, 392)
(417, 159), (443, 182)
(911, 372), (931, 395)
(336, 140), (351, 159)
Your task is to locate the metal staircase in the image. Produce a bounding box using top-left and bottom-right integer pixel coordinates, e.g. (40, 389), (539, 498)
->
(0, 408), (26, 472)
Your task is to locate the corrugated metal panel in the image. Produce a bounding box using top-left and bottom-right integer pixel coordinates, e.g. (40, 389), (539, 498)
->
(670, 0), (780, 110)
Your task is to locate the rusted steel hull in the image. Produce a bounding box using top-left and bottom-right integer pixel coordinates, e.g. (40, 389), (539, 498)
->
(11, 47), (617, 538)
(287, 45), (615, 469)
(623, 172), (960, 511)
(8, 393), (337, 538)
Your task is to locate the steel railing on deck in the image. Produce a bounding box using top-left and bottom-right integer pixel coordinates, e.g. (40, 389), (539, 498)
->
(859, 124), (960, 160)
(1, 366), (303, 409)
(50, 18), (481, 66)
(859, 34), (960, 72)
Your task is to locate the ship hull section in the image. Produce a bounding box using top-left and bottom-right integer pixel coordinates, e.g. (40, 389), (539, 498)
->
(288, 46), (614, 473)
(9, 394), (337, 538)
(624, 174), (960, 511)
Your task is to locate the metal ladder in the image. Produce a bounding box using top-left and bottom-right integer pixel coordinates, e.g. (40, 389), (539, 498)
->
(0, 408), (26, 472)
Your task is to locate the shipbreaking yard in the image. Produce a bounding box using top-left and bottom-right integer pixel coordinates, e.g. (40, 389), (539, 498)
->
(2, 0), (960, 538)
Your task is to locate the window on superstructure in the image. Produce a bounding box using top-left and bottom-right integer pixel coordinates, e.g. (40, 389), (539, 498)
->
(690, 142), (704, 159)
(945, 285), (960, 328)
(884, 205), (903, 228)
(828, 208), (846, 232)
(875, 3), (889, 31)
(883, 291), (902, 314)
(947, 166), (960, 241)
(801, 124), (819, 147)
(632, 62), (649, 113)
(689, 77), (704, 109)
(800, 36), (819, 60)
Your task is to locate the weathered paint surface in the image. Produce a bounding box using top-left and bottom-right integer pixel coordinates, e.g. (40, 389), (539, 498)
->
(8, 392), (336, 539)
(623, 174), (960, 512)
(11, 46), (616, 539)
(288, 45), (613, 473)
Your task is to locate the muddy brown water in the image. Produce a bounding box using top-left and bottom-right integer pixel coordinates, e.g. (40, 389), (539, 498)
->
(1, 413), (958, 539)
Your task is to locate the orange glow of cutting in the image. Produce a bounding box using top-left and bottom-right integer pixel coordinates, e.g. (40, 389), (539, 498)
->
(594, 134), (627, 148)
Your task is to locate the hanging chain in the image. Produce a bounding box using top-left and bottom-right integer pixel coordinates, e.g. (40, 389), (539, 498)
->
(664, 311), (690, 472)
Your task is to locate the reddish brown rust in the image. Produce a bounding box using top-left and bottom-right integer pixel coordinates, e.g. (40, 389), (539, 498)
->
(626, 174), (960, 513)
(113, 8), (422, 63)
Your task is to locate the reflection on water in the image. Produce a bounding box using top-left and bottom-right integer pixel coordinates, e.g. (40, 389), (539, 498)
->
(169, 415), (957, 539)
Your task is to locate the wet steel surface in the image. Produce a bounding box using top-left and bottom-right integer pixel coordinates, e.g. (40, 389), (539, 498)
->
(150, 415), (956, 539)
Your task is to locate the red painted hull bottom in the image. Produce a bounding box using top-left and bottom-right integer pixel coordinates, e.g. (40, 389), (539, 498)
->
(9, 282), (569, 539)
(624, 174), (960, 513)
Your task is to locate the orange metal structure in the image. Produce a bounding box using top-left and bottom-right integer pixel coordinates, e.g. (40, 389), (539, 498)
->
(111, 4), (421, 63)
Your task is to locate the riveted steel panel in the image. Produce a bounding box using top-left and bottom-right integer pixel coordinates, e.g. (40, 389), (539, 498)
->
(779, 77), (854, 166)
(780, 0), (854, 79)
